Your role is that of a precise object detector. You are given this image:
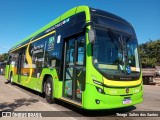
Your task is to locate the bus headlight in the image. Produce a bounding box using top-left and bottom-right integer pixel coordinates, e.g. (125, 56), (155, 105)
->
(95, 99), (100, 104)
(96, 86), (105, 94)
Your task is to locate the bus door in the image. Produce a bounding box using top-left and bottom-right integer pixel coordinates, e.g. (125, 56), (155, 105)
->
(17, 53), (23, 83)
(63, 35), (85, 103)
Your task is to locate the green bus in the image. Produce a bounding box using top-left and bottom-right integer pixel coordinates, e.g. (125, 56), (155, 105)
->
(5, 6), (143, 110)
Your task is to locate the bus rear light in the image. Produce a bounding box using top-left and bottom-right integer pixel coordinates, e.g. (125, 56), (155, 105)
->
(76, 89), (81, 94)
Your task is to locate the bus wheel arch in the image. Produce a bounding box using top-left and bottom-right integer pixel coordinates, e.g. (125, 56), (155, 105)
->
(42, 75), (54, 103)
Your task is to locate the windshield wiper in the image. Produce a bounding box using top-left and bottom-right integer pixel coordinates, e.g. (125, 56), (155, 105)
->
(108, 28), (120, 51)
(108, 28), (132, 75)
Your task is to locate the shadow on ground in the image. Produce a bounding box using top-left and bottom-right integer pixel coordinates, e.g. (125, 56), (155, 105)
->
(4, 81), (10, 84)
(2, 82), (137, 117)
(55, 100), (136, 117)
(0, 98), (39, 112)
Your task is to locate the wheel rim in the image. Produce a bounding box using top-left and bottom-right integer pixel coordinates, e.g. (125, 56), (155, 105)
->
(45, 83), (51, 96)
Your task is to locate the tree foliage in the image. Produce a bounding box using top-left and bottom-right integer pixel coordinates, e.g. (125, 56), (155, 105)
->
(0, 53), (8, 62)
(139, 39), (160, 68)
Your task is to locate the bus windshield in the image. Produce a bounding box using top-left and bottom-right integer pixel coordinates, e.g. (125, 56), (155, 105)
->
(93, 28), (140, 80)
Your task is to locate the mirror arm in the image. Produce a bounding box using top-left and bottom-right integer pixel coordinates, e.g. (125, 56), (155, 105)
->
(81, 21), (95, 30)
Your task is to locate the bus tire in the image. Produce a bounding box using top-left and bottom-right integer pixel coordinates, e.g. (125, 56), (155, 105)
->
(45, 77), (54, 103)
(10, 72), (14, 85)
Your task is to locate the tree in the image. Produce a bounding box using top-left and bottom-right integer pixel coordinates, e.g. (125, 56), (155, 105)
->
(0, 53), (9, 62)
(139, 39), (160, 68)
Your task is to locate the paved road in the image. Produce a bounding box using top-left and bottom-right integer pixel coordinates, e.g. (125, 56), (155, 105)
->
(0, 75), (160, 120)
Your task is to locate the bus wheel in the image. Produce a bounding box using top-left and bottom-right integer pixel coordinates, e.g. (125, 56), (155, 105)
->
(45, 77), (54, 103)
(10, 73), (14, 85)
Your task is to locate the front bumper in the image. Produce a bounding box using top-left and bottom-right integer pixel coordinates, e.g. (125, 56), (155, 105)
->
(83, 83), (143, 110)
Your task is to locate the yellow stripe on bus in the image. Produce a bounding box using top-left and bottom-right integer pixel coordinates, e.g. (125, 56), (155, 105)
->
(30, 30), (56, 44)
(25, 44), (33, 83)
(10, 30), (56, 52)
(103, 77), (142, 87)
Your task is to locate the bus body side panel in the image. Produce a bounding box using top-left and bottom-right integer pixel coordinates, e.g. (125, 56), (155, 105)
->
(11, 67), (63, 98)
(20, 76), (41, 92)
(5, 65), (10, 80)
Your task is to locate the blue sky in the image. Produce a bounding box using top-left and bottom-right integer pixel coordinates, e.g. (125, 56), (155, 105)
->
(0, 0), (159, 54)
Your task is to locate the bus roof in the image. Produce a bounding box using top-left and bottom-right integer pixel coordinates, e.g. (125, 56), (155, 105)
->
(10, 5), (90, 52)
(10, 5), (133, 52)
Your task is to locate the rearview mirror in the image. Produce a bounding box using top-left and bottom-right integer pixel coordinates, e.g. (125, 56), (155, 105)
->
(88, 29), (95, 44)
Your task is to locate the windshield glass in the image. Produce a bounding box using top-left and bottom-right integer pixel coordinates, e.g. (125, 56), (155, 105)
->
(93, 28), (140, 80)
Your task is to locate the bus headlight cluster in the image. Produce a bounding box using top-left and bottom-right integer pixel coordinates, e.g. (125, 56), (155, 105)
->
(93, 79), (102, 86)
(96, 86), (105, 94)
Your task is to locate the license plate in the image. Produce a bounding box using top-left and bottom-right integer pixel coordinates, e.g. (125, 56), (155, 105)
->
(123, 99), (131, 104)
